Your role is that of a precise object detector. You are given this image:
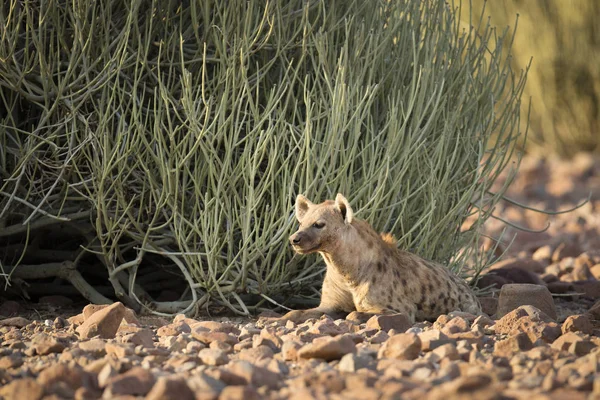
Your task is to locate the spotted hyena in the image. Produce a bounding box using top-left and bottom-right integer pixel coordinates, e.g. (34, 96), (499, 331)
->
(283, 193), (481, 323)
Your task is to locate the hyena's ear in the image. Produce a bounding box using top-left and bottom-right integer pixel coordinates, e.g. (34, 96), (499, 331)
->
(335, 193), (353, 224)
(295, 194), (313, 221)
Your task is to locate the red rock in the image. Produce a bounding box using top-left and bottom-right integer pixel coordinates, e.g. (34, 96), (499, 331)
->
(496, 284), (557, 320)
(417, 330), (451, 351)
(198, 348), (229, 366)
(338, 353), (373, 372)
(260, 327), (283, 348)
(0, 378), (44, 400)
(191, 329), (238, 345)
(377, 333), (421, 360)
(104, 366), (156, 397)
(77, 302), (126, 339)
(146, 377), (194, 400)
(192, 320), (239, 335)
(431, 343), (460, 360)
(306, 318), (342, 336)
(441, 317), (470, 335)
(37, 364), (95, 393)
(365, 314), (411, 332)
(237, 345), (274, 362)
(0, 353), (23, 369)
(157, 321), (191, 337)
(493, 333), (533, 357)
(31, 333), (66, 355)
(105, 342), (133, 358)
(185, 372), (226, 396)
(297, 335), (356, 361)
(82, 303), (139, 325)
(226, 360), (280, 389)
(281, 340), (302, 361)
(120, 328), (154, 348)
(219, 385), (260, 400)
(552, 332), (595, 356)
(562, 314), (594, 335)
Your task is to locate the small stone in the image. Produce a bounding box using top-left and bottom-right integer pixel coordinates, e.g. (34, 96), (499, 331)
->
(77, 302), (126, 339)
(105, 342), (133, 358)
(157, 321), (191, 337)
(198, 348), (229, 366)
(31, 333), (66, 355)
(493, 333), (533, 358)
(226, 360), (280, 389)
(365, 314), (411, 332)
(496, 284), (557, 320)
(377, 333), (421, 360)
(431, 343), (459, 361)
(533, 245), (553, 262)
(308, 318), (344, 336)
(338, 353), (373, 372)
(441, 317), (470, 335)
(370, 330), (390, 344)
(97, 363), (117, 388)
(237, 345), (274, 363)
(191, 329), (238, 346)
(120, 328), (154, 348)
(552, 332), (596, 356)
(495, 305), (554, 334)
(0, 378), (44, 400)
(37, 364), (95, 393)
(417, 329), (451, 351)
(146, 377), (194, 400)
(192, 320), (239, 334)
(219, 385), (260, 400)
(0, 353), (23, 369)
(562, 314), (593, 335)
(104, 366), (156, 397)
(281, 341), (302, 361)
(186, 372), (226, 396)
(297, 335), (356, 361)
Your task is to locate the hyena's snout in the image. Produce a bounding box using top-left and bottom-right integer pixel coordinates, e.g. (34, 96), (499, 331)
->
(289, 231), (305, 246)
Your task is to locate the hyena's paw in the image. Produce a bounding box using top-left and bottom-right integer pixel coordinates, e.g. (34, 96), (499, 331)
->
(279, 308), (327, 324)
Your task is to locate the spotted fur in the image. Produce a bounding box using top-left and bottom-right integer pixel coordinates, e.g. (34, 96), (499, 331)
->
(283, 193), (481, 323)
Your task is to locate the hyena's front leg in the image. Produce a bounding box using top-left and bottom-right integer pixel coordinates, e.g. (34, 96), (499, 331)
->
(280, 268), (355, 323)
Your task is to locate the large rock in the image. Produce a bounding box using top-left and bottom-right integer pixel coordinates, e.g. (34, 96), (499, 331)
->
(297, 335), (356, 361)
(77, 302), (126, 339)
(365, 313), (411, 332)
(377, 333), (421, 360)
(146, 377), (195, 400)
(496, 284), (557, 320)
(0, 379), (44, 400)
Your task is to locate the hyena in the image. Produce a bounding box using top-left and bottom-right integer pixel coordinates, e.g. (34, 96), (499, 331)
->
(283, 193), (481, 323)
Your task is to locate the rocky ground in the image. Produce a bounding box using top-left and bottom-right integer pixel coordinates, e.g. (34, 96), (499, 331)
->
(2, 154), (600, 400)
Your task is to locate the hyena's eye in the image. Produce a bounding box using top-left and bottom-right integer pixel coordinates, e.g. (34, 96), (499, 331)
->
(312, 222), (325, 229)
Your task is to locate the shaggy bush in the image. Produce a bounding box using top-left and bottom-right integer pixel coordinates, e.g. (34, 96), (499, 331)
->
(0, 0), (526, 315)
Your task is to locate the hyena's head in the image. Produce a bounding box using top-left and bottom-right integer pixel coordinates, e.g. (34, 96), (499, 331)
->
(289, 193), (353, 254)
